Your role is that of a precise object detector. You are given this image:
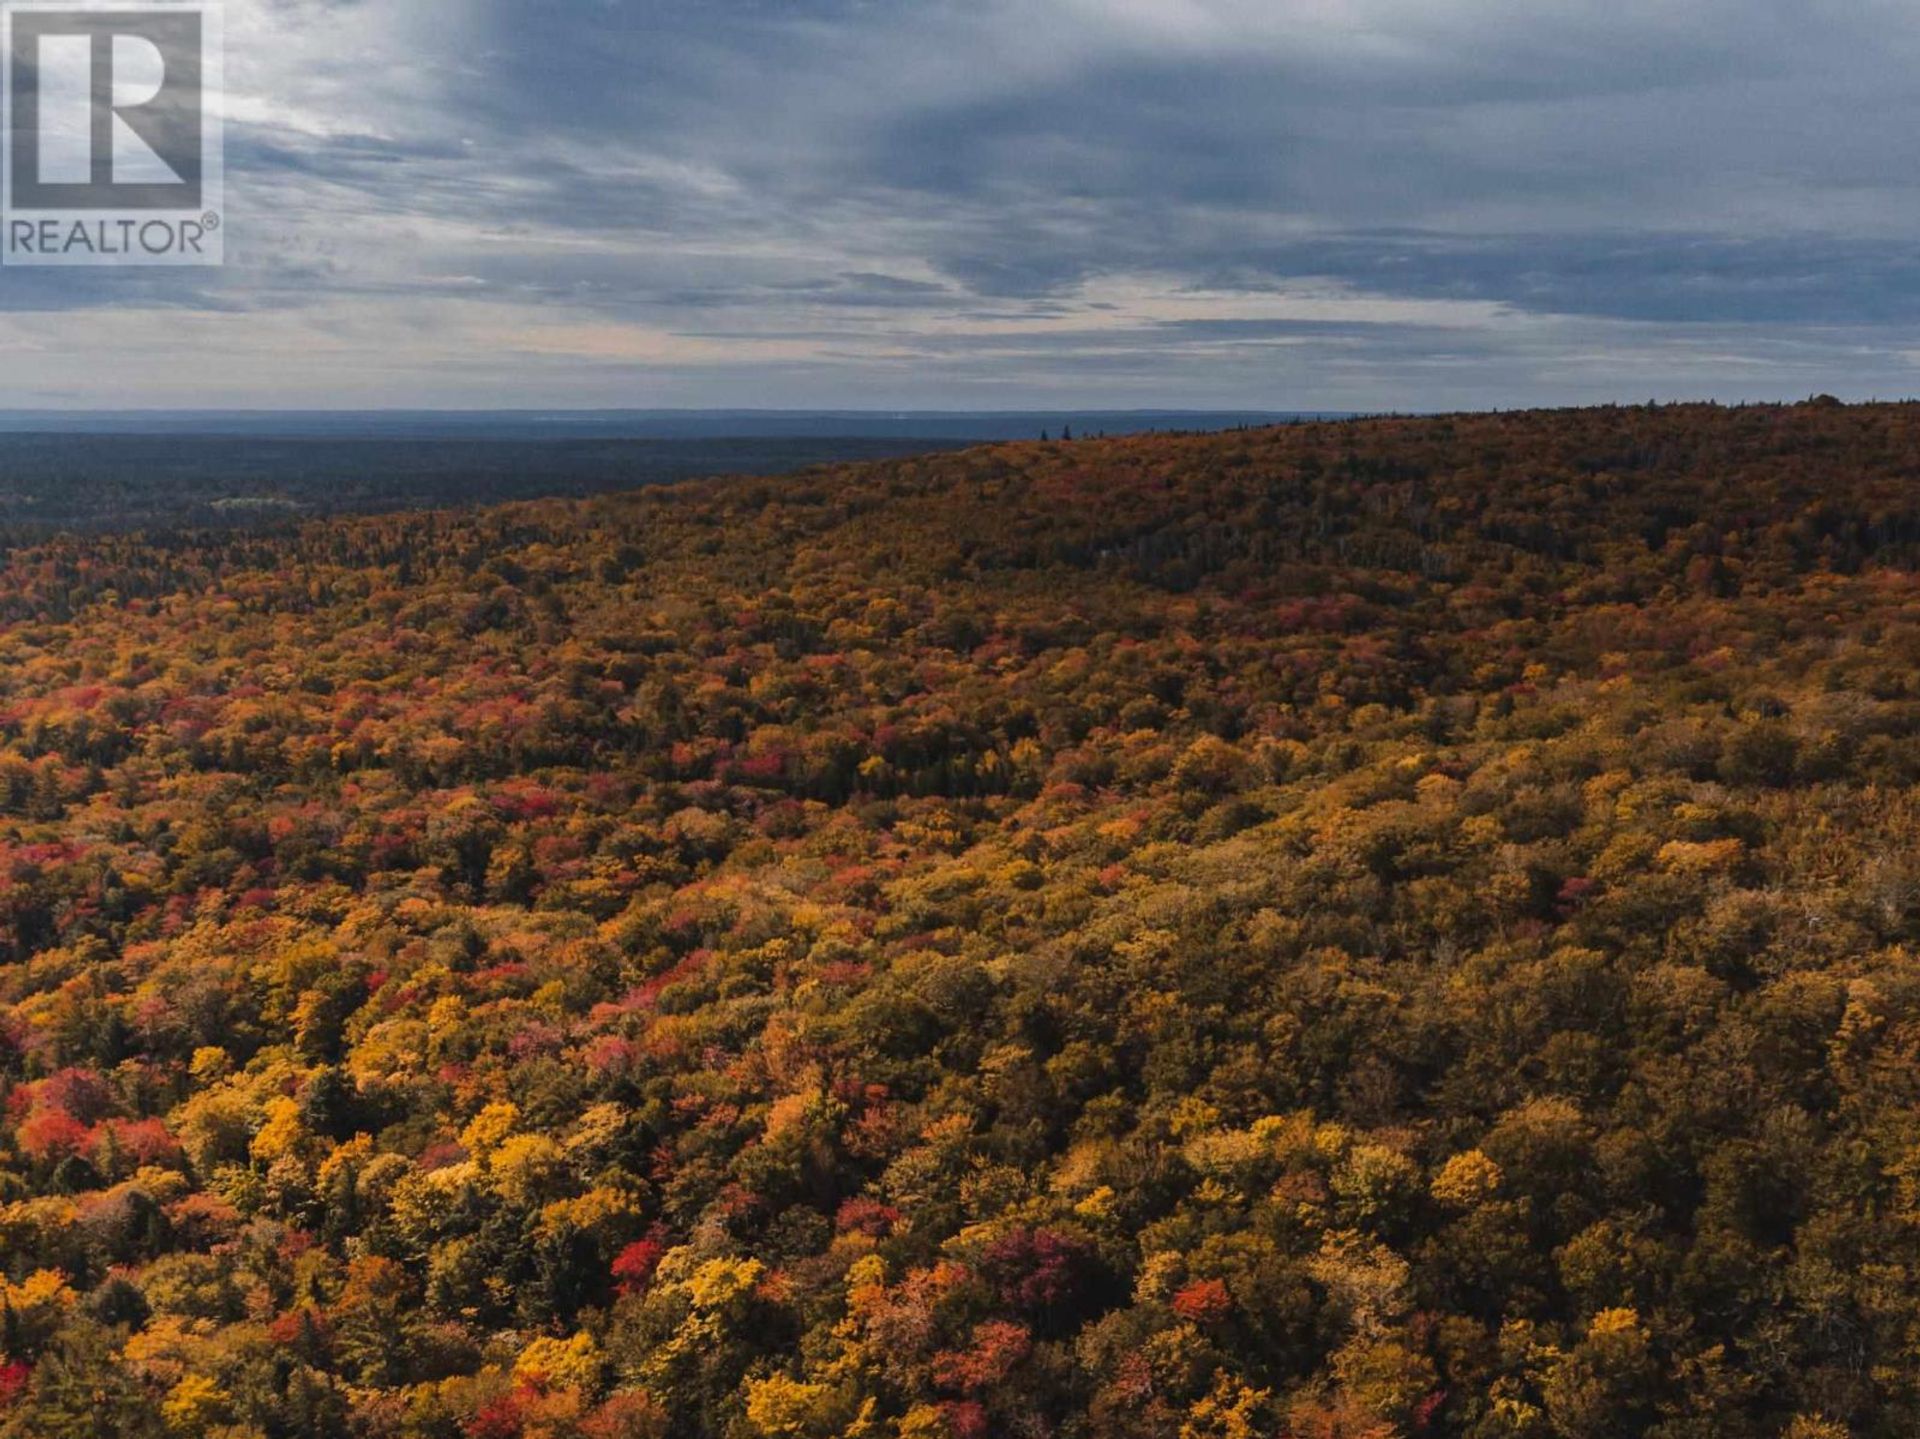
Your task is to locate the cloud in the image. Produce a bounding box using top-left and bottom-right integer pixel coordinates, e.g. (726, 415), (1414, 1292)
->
(4, 0), (1920, 406)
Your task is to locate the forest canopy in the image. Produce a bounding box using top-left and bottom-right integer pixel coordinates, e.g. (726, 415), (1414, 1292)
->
(0, 401), (1913, 1437)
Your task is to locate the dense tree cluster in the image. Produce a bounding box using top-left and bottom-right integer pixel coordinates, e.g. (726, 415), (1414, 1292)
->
(0, 401), (1912, 1436)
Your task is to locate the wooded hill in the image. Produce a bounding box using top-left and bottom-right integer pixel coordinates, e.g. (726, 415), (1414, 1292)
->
(0, 401), (1912, 1438)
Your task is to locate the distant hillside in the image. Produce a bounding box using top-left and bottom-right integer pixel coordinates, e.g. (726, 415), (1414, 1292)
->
(0, 401), (1917, 1438)
(0, 411), (1332, 532)
(0, 409), (1330, 440)
(0, 434), (965, 533)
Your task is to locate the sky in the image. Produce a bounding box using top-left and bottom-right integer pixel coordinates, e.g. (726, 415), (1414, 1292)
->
(8, 0), (1920, 410)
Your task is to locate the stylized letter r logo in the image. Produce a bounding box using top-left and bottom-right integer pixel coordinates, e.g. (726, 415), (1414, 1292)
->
(8, 8), (202, 209)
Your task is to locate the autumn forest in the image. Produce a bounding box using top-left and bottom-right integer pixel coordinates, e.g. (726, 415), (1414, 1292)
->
(0, 402), (1916, 1439)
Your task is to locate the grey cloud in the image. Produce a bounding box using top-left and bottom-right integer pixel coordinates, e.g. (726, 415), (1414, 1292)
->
(10, 0), (1920, 406)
